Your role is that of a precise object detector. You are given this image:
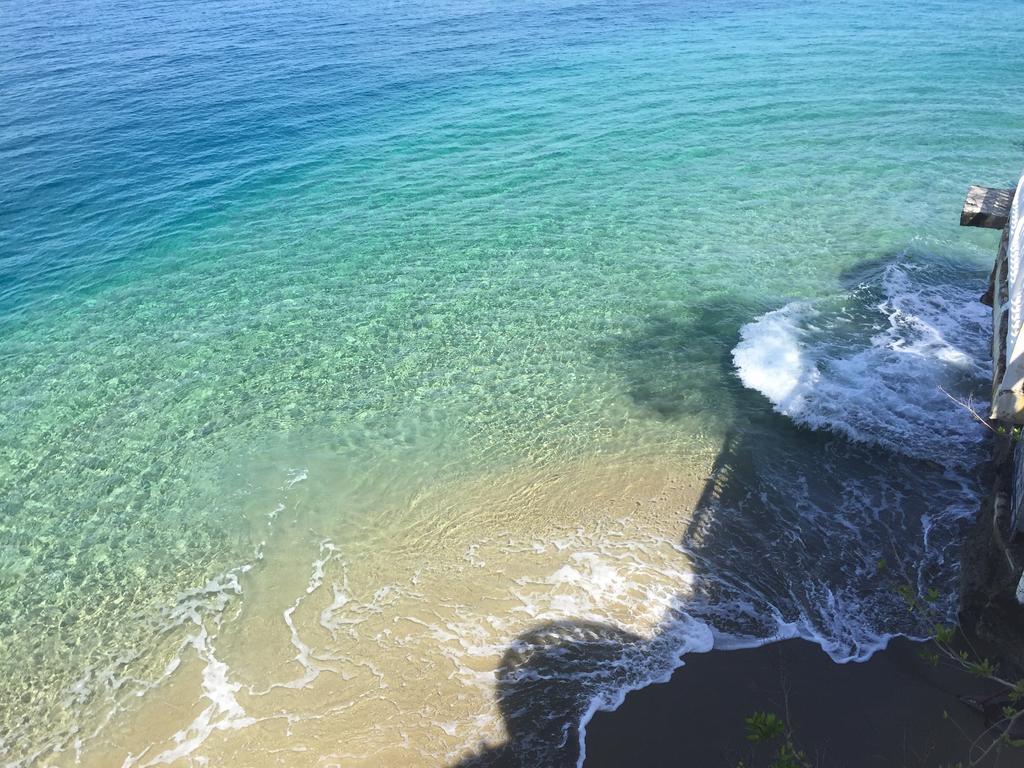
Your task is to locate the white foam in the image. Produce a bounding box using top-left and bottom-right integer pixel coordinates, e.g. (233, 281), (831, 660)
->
(733, 261), (989, 466)
(575, 613), (715, 768)
(271, 540), (340, 691)
(123, 616), (256, 767)
(732, 302), (819, 411)
(284, 468), (309, 489)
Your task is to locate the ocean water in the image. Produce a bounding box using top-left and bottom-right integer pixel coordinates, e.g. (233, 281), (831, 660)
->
(1, 0), (1021, 765)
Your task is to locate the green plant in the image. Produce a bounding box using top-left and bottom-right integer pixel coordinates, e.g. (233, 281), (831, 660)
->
(898, 575), (1024, 764)
(738, 711), (811, 768)
(745, 712), (785, 743)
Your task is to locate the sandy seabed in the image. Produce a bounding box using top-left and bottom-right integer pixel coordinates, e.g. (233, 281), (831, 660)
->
(69, 454), (713, 768)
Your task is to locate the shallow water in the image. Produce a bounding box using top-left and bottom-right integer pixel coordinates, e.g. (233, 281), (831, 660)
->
(0, 0), (1020, 765)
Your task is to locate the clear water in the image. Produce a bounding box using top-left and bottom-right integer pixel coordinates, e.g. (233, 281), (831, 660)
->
(0, 0), (1020, 765)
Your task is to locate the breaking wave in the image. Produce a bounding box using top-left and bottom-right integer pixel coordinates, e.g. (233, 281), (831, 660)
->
(575, 255), (992, 765)
(733, 258), (990, 466)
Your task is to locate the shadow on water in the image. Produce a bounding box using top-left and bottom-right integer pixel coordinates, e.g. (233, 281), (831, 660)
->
(449, 255), (989, 767)
(450, 296), (766, 768)
(595, 298), (757, 421)
(449, 622), (644, 768)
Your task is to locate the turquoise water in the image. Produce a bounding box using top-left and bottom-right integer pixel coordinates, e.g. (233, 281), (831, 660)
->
(1, 0), (1022, 765)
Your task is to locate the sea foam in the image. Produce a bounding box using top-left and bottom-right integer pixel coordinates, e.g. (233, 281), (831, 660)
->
(733, 260), (989, 467)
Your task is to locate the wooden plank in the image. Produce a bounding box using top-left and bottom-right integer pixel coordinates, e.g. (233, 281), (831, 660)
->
(961, 185), (1015, 228)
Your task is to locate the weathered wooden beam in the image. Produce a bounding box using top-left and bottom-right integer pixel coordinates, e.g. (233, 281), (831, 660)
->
(961, 185), (1015, 229)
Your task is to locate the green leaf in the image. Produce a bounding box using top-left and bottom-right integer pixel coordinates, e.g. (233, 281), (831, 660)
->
(745, 711), (785, 743)
(966, 658), (995, 678)
(770, 740), (808, 768)
(933, 624), (955, 644)
(895, 584), (918, 610)
(1008, 680), (1024, 703)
